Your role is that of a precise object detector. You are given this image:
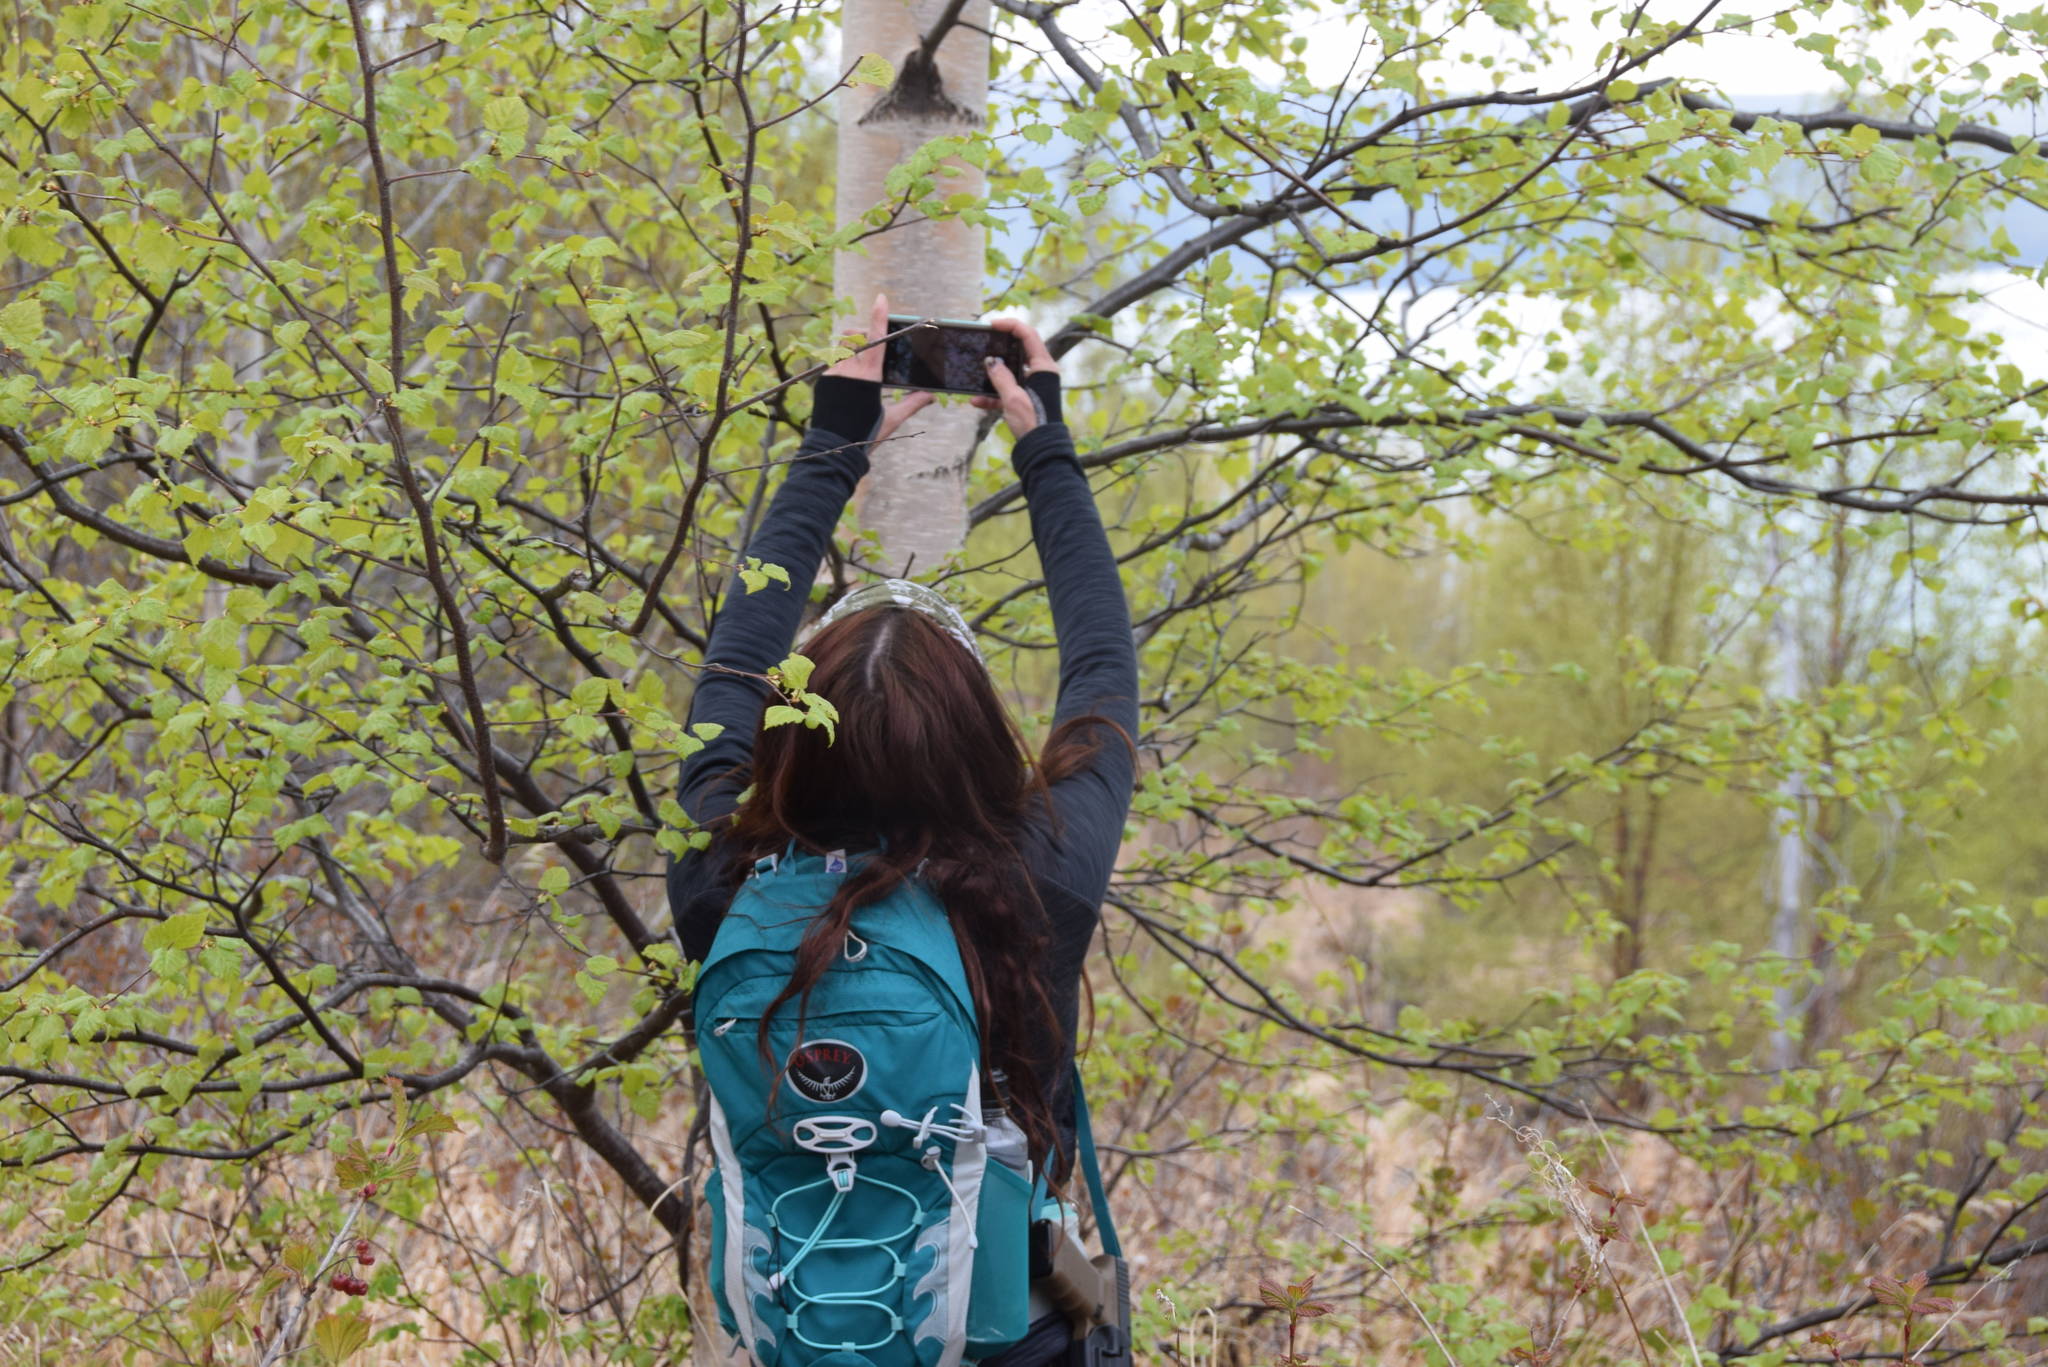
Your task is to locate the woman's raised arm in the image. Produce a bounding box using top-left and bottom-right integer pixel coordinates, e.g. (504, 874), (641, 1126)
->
(982, 331), (1140, 908)
(670, 378), (881, 828)
(666, 298), (930, 956)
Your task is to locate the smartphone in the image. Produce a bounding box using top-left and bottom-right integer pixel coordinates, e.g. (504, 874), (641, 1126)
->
(882, 315), (1025, 397)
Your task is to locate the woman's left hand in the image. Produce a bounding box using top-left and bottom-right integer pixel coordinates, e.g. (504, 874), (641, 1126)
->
(973, 315), (1061, 440)
(826, 292), (932, 444)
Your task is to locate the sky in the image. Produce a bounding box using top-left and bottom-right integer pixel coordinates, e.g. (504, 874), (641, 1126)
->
(1274, 0), (2048, 101)
(1009, 1), (2048, 366)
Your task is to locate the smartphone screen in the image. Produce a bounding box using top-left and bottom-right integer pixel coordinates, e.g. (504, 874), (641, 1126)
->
(882, 316), (1026, 396)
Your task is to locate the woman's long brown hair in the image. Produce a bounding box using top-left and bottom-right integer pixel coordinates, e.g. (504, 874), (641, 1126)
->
(722, 604), (1102, 1174)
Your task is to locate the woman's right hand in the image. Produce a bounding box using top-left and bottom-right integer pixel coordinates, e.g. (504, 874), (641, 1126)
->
(975, 316), (1061, 441)
(825, 292), (931, 444)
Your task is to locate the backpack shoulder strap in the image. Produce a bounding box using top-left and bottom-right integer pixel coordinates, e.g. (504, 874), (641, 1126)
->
(1071, 1065), (1121, 1259)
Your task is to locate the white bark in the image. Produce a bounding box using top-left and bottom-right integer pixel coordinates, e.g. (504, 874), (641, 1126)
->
(1767, 531), (1809, 1072)
(835, 0), (990, 576)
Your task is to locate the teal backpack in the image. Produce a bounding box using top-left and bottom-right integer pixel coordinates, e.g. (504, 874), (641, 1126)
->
(696, 847), (1105, 1367)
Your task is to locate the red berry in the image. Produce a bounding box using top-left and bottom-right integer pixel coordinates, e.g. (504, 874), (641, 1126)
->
(354, 1238), (370, 1256)
(357, 1252), (376, 1266)
(328, 1272), (352, 1293)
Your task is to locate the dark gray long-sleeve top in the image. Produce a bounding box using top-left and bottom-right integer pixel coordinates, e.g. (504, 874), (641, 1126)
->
(665, 375), (1138, 1162)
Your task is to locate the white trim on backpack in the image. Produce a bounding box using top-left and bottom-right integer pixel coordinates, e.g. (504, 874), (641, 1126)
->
(942, 1067), (989, 1367)
(707, 1093), (765, 1360)
(910, 1065), (987, 1367)
(911, 1221), (950, 1357)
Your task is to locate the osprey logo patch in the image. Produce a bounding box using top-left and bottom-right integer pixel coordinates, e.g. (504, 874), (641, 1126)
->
(785, 1039), (867, 1104)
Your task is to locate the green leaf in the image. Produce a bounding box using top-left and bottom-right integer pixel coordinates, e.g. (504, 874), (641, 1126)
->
(198, 941), (242, 978)
(774, 653), (814, 691)
(5, 223), (64, 266)
(0, 298), (43, 348)
(850, 53), (894, 88)
(802, 695), (839, 741)
(282, 1240), (321, 1281)
(275, 813), (334, 850)
(198, 615), (243, 671)
(143, 912), (206, 952)
(311, 1307), (372, 1363)
(334, 1141), (378, 1191)
(161, 1065), (197, 1105)
(71, 1006), (106, 1043)
(738, 558), (790, 595)
(1861, 143), (1904, 185)
(482, 95), (530, 146)
(404, 1109), (459, 1140)
(763, 705), (806, 728)
(133, 225), (184, 277)
(187, 1283), (239, 1337)
(539, 866), (570, 896)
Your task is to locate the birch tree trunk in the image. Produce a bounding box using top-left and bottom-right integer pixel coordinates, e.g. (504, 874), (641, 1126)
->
(1767, 529), (1810, 1073)
(835, 0), (990, 576)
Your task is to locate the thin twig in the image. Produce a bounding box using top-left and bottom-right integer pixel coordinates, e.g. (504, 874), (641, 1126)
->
(1288, 1206), (1463, 1367)
(1584, 1103), (1706, 1367)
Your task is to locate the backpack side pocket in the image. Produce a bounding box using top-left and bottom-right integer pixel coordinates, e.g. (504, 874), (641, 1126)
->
(963, 1157), (1034, 1353)
(704, 1165), (738, 1335)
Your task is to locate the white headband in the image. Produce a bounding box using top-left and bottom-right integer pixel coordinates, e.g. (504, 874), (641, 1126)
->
(802, 579), (984, 666)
